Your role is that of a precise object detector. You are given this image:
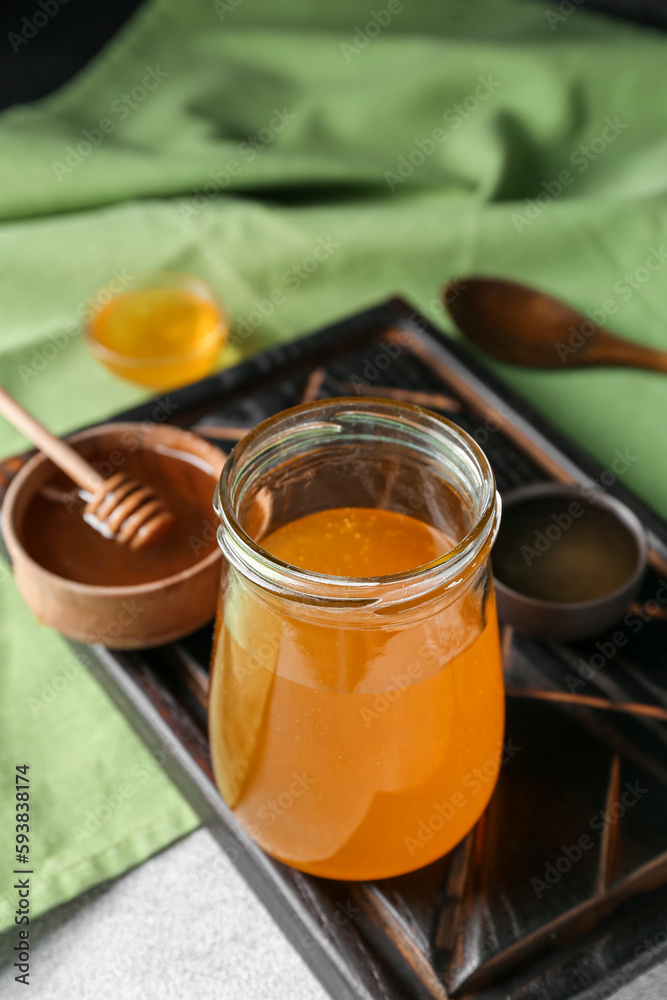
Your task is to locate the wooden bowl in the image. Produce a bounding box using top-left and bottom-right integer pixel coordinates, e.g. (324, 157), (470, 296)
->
(2, 422), (225, 649)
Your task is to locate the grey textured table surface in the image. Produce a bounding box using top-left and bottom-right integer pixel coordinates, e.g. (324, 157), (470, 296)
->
(1, 826), (666, 1000)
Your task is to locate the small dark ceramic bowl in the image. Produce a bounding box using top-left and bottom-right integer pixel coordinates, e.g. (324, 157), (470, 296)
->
(493, 482), (647, 641)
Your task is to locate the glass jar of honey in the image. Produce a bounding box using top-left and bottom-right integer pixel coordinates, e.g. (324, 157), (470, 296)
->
(209, 398), (504, 880)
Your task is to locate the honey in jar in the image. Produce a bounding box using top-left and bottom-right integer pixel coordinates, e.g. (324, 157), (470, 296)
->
(209, 399), (504, 880)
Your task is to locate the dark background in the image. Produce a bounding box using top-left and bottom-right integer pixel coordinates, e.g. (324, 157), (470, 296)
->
(0, 0), (666, 112)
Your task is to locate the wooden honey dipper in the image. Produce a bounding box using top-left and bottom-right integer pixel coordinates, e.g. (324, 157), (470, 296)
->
(0, 387), (175, 549)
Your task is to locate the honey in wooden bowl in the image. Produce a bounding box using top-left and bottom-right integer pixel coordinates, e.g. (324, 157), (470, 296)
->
(23, 445), (218, 587)
(3, 423), (225, 648)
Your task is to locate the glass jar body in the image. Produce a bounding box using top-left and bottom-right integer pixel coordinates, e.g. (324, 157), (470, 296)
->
(209, 399), (504, 880)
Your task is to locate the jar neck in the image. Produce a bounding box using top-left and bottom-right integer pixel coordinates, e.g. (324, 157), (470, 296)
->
(213, 398), (501, 609)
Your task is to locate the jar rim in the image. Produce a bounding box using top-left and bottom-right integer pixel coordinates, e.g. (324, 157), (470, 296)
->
(214, 397), (500, 603)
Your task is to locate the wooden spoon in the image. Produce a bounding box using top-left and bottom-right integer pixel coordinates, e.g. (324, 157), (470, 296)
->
(0, 387), (175, 549)
(444, 277), (667, 373)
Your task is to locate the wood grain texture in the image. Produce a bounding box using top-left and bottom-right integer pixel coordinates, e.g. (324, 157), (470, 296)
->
(3, 298), (667, 1000)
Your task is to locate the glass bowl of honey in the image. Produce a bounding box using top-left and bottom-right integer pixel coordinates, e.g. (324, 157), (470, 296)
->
(209, 398), (504, 881)
(85, 271), (228, 391)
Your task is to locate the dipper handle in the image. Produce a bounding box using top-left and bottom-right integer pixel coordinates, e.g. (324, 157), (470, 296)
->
(0, 387), (102, 493)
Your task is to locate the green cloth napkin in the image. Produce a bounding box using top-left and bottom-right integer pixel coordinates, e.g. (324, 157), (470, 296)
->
(2, 0), (667, 929)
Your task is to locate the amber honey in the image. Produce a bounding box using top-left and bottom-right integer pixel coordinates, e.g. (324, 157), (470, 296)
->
(87, 277), (226, 390)
(21, 445), (219, 586)
(209, 506), (504, 880)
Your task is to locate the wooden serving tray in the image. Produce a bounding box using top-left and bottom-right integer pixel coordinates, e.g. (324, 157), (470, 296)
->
(4, 298), (667, 1000)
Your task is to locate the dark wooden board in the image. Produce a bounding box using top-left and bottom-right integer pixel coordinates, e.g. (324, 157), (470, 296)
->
(3, 297), (667, 1000)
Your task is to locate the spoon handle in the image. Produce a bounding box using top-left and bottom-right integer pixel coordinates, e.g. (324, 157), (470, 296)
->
(0, 387), (102, 493)
(598, 334), (667, 374)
